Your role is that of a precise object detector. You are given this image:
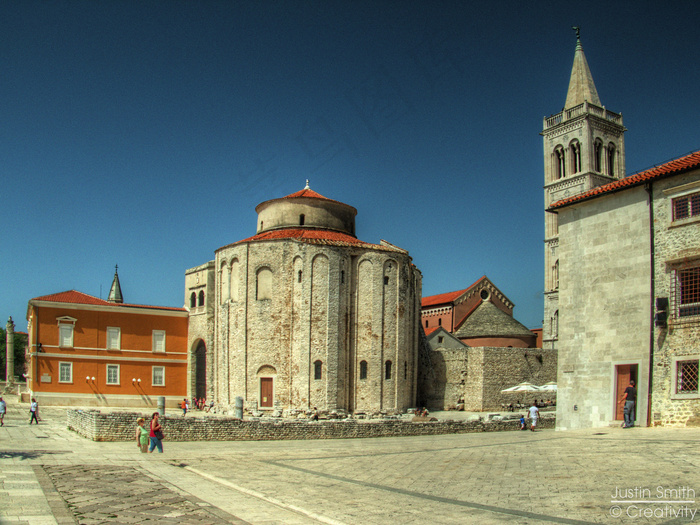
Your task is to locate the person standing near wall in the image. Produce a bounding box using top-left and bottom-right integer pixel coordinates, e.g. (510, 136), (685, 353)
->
(619, 380), (637, 428)
(528, 402), (539, 432)
(0, 396), (6, 426)
(135, 418), (149, 453)
(29, 398), (39, 425)
(149, 412), (163, 453)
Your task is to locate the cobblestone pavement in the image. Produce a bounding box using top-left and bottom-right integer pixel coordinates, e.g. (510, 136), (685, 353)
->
(1, 397), (700, 524)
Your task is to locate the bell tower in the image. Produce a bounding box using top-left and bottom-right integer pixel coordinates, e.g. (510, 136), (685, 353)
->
(542, 28), (627, 349)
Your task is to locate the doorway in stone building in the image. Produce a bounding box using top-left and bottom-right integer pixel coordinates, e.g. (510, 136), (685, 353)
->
(194, 340), (207, 400)
(260, 377), (273, 408)
(614, 364), (638, 421)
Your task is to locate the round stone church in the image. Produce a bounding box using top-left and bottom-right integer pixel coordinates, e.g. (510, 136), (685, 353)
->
(185, 183), (422, 414)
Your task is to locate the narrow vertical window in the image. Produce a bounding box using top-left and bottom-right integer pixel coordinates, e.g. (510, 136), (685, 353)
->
(299, 214), (305, 226)
(198, 290), (205, 307)
(314, 360), (322, 380)
(438, 318), (442, 326)
(385, 360), (392, 380)
(404, 361), (408, 380)
(298, 270), (303, 283)
(359, 360), (368, 380)
(190, 292), (197, 308)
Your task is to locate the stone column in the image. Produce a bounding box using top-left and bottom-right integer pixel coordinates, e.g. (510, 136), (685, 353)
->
(5, 316), (15, 387)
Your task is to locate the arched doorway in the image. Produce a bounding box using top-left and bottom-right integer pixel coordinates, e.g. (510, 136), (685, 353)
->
(194, 340), (207, 399)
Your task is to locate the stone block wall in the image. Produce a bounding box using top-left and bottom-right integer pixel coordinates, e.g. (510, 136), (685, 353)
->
(66, 410), (555, 442)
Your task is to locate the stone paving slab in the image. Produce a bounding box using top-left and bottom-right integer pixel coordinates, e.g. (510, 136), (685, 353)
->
(1, 398), (700, 524)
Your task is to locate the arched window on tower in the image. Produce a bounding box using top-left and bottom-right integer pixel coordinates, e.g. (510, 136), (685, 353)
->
(607, 143), (616, 177)
(385, 360), (392, 380)
(314, 360), (322, 380)
(553, 259), (559, 290)
(554, 146), (566, 180)
(569, 140), (581, 174)
(198, 290), (205, 307)
(256, 268), (272, 300)
(190, 292), (197, 309)
(594, 140), (603, 172)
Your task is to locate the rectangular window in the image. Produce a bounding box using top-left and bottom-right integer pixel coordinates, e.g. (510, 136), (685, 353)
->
(676, 360), (699, 394)
(152, 366), (165, 386)
(59, 324), (74, 348)
(672, 266), (700, 319)
(673, 192), (700, 221)
(152, 331), (166, 353)
(106, 364), (120, 385)
(59, 362), (73, 383)
(106, 327), (121, 350)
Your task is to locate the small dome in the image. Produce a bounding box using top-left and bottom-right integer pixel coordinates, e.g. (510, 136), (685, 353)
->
(255, 184), (357, 236)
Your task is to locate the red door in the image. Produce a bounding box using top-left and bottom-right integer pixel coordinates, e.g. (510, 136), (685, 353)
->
(615, 364), (638, 420)
(260, 377), (273, 408)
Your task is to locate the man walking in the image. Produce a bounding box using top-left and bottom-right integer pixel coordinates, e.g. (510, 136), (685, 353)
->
(619, 380), (637, 428)
(0, 396), (6, 426)
(29, 398), (39, 425)
(528, 402), (539, 431)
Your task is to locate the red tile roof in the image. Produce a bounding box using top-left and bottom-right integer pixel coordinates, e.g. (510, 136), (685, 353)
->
(421, 276), (486, 307)
(30, 290), (186, 312)
(550, 149), (700, 209)
(233, 228), (406, 252)
(424, 326), (440, 336)
(283, 188), (333, 201)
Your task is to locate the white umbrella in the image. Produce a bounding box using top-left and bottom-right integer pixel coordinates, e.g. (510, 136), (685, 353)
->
(500, 382), (542, 394)
(539, 382), (557, 392)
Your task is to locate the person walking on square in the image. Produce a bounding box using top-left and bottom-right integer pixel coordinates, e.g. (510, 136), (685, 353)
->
(29, 398), (39, 424)
(0, 396), (6, 426)
(149, 412), (163, 453)
(135, 418), (149, 453)
(528, 402), (539, 431)
(181, 398), (188, 417)
(619, 380), (637, 428)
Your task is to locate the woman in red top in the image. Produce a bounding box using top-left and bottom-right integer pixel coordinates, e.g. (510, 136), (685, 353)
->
(149, 412), (163, 453)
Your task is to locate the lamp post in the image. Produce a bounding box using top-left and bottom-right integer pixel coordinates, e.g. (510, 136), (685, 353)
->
(5, 317), (15, 392)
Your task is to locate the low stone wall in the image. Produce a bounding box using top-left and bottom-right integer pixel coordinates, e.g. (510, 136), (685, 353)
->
(66, 410), (555, 442)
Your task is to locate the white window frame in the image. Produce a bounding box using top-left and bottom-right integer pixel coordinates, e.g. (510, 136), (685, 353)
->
(59, 324), (74, 348)
(106, 327), (121, 350)
(671, 355), (700, 400)
(152, 366), (165, 387)
(106, 364), (120, 385)
(59, 362), (73, 383)
(152, 330), (166, 353)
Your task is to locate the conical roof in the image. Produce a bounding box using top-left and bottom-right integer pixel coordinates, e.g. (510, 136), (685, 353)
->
(564, 34), (601, 110)
(107, 266), (123, 304)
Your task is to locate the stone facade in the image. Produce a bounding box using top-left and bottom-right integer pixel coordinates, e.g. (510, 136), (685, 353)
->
(650, 168), (700, 426)
(555, 187), (651, 430)
(186, 185), (422, 415)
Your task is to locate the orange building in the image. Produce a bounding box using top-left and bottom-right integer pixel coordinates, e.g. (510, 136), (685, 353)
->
(25, 272), (188, 407)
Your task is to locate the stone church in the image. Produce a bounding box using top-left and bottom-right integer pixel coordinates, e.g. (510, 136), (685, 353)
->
(186, 183), (422, 414)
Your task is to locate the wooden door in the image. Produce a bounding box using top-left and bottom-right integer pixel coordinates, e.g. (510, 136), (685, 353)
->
(615, 364), (638, 420)
(260, 377), (273, 408)
(615, 365), (631, 420)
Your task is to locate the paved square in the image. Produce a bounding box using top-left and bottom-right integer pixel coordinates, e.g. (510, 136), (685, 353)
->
(1, 399), (699, 524)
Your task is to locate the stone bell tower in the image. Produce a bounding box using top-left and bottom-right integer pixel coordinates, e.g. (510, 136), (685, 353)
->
(542, 28), (627, 350)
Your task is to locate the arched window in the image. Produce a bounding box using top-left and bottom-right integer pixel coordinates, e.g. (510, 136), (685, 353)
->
(256, 268), (272, 300)
(554, 146), (566, 179)
(359, 360), (368, 380)
(594, 140), (603, 172)
(314, 360), (322, 380)
(299, 214), (305, 226)
(298, 270), (302, 283)
(552, 310), (559, 338)
(553, 260), (559, 290)
(190, 292), (197, 308)
(607, 143), (616, 177)
(569, 140), (581, 174)
(220, 262), (230, 303)
(198, 290), (205, 307)
(385, 360), (392, 380)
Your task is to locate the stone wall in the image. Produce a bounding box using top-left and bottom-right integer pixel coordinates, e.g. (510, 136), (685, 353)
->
(556, 187), (651, 430)
(650, 168), (700, 426)
(419, 347), (557, 411)
(66, 410), (555, 442)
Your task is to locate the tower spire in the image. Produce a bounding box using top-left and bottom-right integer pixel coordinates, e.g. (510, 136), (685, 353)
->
(107, 265), (123, 304)
(564, 27), (601, 110)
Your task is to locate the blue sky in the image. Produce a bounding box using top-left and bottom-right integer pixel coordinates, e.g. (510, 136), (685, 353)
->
(1, 1), (698, 331)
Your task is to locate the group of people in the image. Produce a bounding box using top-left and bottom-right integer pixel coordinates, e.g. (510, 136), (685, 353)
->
(180, 397), (214, 416)
(506, 399), (554, 412)
(135, 412), (164, 453)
